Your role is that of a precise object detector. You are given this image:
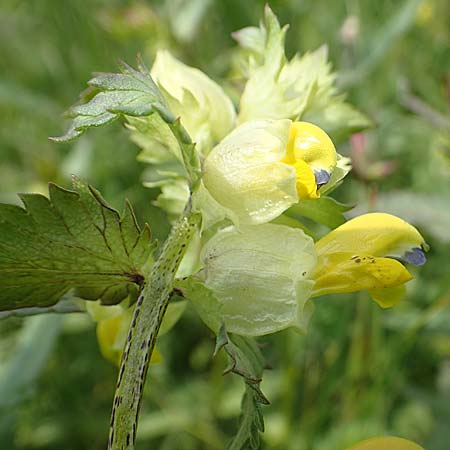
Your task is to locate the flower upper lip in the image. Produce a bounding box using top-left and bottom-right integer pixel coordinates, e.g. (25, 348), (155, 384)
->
(311, 212), (428, 307)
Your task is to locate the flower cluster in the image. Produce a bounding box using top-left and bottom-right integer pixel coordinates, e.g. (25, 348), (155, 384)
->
(91, 6), (428, 355)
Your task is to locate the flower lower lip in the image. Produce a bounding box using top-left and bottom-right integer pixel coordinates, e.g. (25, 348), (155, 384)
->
(403, 247), (427, 266)
(314, 169), (330, 187)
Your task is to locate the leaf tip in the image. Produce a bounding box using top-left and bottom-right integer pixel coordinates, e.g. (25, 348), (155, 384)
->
(49, 128), (83, 143)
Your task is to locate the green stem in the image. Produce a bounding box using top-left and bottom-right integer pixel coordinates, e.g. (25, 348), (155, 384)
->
(108, 204), (201, 450)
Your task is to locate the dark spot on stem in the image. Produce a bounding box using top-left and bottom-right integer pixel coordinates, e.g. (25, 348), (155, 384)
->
(126, 272), (145, 286)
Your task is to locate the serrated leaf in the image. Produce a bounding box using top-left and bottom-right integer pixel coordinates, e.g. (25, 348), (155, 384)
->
(287, 196), (354, 229)
(228, 386), (265, 450)
(52, 62), (200, 186)
(214, 325), (269, 450)
(0, 177), (155, 311)
(60, 62), (167, 139)
(218, 331), (269, 404)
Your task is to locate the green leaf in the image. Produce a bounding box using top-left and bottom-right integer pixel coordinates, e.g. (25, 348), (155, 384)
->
(228, 386), (266, 450)
(214, 325), (269, 450)
(52, 61), (200, 186)
(51, 62), (164, 142)
(319, 154), (352, 196)
(286, 196), (354, 229)
(0, 177), (155, 311)
(232, 4), (287, 79)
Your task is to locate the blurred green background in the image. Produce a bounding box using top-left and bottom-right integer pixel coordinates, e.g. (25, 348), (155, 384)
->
(1, 0), (450, 449)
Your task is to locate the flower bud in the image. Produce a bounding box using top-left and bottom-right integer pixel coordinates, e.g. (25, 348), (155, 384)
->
(203, 119), (337, 224)
(151, 50), (236, 155)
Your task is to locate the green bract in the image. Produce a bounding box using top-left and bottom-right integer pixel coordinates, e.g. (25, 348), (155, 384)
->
(187, 224), (316, 336)
(234, 6), (371, 143)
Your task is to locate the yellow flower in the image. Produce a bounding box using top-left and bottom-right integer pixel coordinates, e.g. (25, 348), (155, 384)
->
(203, 119), (337, 225)
(187, 214), (428, 337)
(87, 301), (186, 366)
(416, 1), (434, 27)
(312, 213), (427, 307)
(347, 436), (424, 450)
(281, 121), (337, 199)
(96, 312), (163, 366)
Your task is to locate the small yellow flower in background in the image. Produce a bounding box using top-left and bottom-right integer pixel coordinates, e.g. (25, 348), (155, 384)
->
(203, 119), (338, 225)
(312, 213), (428, 307)
(347, 436), (424, 450)
(96, 311), (163, 366)
(87, 300), (186, 366)
(416, 0), (434, 27)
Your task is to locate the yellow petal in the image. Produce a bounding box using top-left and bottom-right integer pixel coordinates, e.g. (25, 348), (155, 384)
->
(286, 121), (337, 174)
(347, 436), (424, 450)
(97, 316), (162, 366)
(316, 213), (426, 261)
(312, 252), (412, 297)
(281, 121), (337, 199)
(292, 159), (319, 199)
(150, 348), (162, 364)
(369, 284), (407, 309)
(96, 316), (123, 366)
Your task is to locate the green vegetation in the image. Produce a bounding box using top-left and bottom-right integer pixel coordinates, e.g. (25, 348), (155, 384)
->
(0, 1), (449, 449)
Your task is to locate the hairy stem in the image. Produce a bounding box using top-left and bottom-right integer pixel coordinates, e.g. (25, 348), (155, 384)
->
(108, 204), (201, 450)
